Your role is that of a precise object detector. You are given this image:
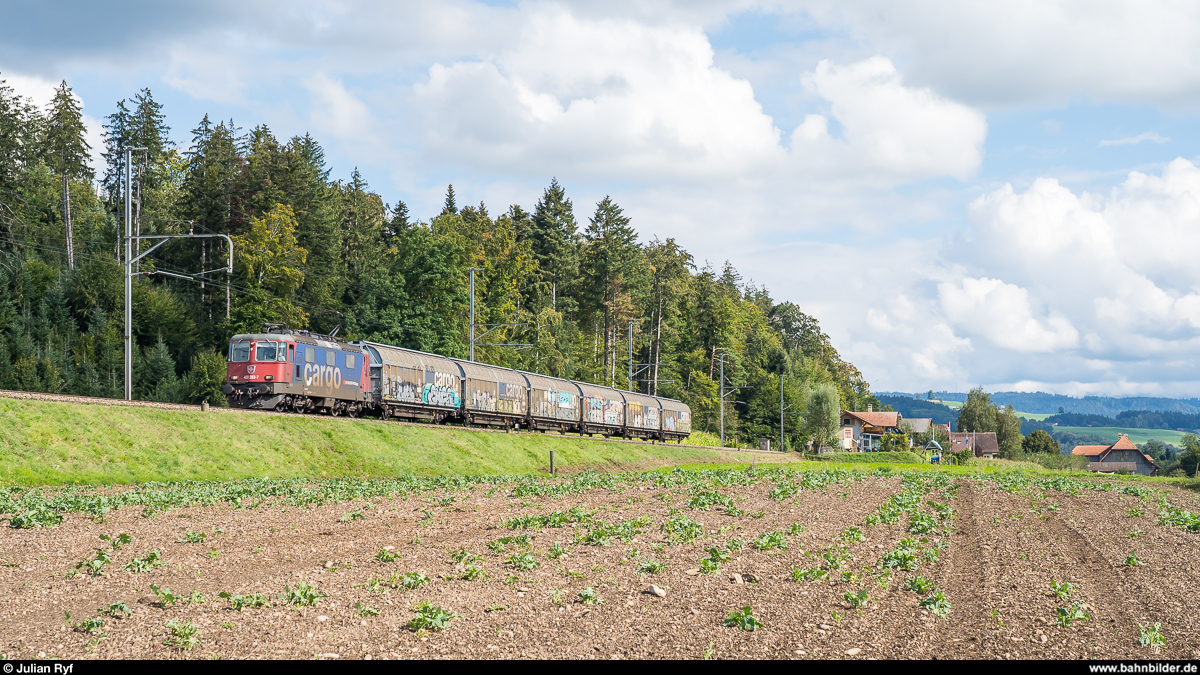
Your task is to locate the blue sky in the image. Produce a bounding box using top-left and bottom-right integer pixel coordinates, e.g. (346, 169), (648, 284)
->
(5, 0), (1200, 397)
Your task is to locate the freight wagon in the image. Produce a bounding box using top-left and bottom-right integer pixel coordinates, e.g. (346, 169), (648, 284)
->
(224, 326), (691, 442)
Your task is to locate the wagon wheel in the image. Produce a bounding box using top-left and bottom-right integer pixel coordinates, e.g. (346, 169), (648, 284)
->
(330, 404), (340, 417)
(381, 406), (390, 420)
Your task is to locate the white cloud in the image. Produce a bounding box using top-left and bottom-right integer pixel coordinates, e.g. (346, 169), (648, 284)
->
(4, 70), (105, 175)
(937, 277), (1079, 352)
(794, 57), (986, 180)
(789, 1), (1200, 108)
(305, 73), (373, 142)
(1098, 131), (1170, 147)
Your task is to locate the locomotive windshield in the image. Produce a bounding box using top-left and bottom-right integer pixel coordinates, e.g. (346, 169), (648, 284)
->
(229, 341), (250, 362)
(255, 341), (285, 362)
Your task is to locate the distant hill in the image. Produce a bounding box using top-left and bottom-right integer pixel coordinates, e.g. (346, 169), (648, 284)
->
(879, 391), (1200, 416)
(877, 396), (957, 425)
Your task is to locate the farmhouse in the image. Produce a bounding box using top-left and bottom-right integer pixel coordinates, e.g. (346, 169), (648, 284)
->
(948, 431), (1000, 459)
(840, 407), (903, 451)
(1070, 434), (1160, 476)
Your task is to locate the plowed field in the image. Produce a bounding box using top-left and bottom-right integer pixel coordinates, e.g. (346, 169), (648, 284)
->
(2, 469), (1198, 660)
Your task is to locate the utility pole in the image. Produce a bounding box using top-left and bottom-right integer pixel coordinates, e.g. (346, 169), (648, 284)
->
(780, 373), (784, 451)
(469, 267), (479, 362)
(124, 147), (146, 401)
(124, 145), (232, 402)
(627, 321), (635, 393)
(715, 349), (730, 447)
(467, 267), (529, 362)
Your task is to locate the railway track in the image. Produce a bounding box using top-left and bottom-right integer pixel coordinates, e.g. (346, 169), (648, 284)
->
(0, 388), (788, 455)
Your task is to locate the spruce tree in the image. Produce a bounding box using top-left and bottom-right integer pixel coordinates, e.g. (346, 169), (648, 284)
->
(44, 81), (92, 269)
(528, 178), (578, 310)
(442, 184), (457, 215)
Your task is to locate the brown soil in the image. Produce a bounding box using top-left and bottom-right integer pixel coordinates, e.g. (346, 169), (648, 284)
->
(1, 475), (1197, 660)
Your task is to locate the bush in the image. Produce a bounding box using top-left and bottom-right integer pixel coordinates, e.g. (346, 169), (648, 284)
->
(1018, 451), (1088, 471)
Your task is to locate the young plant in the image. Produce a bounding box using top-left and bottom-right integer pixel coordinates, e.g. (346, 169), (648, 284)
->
(460, 563), (487, 581)
(339, 509), (365, 522)
(124, 550), (164, 573)
(449, 548), (480, 564)
(724, 606), (763, 631)
(1050, 580), (1075, 602)
(98, 601), (132, 618)
(406, 602), (460, 631)
(375, 548), (401, 563)
(399, 572), (430, 590)
(904, 576), (933, 594)
(100, 533), (132, 550)
(178, 531), (207, 544)
(280, 581), (324, 607)
(1056, 602), (1091, 628)
(788, 523), (806, 536)
(1125, 552), (1144, 567)
(355, 601), (381, 618)
(547, 543), (567, 560)
(752, 531), (788, 551)
(187, 588), (207, 604)
(1136, 623), (1166, 650)
(919, 589), (952, 619)
(150, 584), (178, 608)
(75, 550), (112, 577)
(163, 620), (200, 649)
(840, 527), (864, 543)
(577, 587), (604, 605)
(506, 552), (540, 571)
(639, 559), (667, 574)
(218, 592), (270, 611)
(843, 588), (870, 608)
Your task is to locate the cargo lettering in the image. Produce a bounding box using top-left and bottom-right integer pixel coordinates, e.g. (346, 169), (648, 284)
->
(304, 364), (344, 389)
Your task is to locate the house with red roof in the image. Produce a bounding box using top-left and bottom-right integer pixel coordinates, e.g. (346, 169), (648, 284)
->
(948, 431), (1000, 459)
(839, 406), (904, 451)
(1070, 434), (1160, 476)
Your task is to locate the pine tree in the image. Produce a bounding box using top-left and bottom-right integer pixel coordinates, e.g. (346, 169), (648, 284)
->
(528, 178), (578, 311)
(0, 74), (42, 202)
(44, 81), (92, 269)
(101, 99), (132, 204)
(580, 196), (643, 385)
(442, 184), (458, 215)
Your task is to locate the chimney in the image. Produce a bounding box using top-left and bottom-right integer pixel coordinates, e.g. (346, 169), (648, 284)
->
(867, 404), (873, 413)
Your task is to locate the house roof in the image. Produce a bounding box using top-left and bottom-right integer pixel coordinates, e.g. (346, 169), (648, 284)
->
(903, 418), (933, 433)
(842, 410), (902, 429)
(1071, 435), (1160, 470)
(949, 431), (1000, 456)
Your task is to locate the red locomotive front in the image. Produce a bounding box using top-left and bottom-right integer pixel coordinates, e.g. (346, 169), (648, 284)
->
(224, 325), (369, 415)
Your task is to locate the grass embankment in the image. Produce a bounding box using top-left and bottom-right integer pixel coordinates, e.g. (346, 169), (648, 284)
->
(0, 398), (774, 485)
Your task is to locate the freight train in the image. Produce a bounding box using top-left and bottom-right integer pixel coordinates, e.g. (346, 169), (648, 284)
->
(223, 325), (692, 442)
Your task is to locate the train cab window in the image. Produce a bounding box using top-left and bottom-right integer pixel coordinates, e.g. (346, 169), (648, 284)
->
(255, 341), (279, 362)
(304, 347), (315, 363)
(326, 351), (336, 367)
(229, 341), (250, 362)
(346, 353), (356, 370)
(288, 344), (295, 362)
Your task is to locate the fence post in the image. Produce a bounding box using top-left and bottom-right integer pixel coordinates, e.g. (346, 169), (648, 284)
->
(550, 450), (555, 476)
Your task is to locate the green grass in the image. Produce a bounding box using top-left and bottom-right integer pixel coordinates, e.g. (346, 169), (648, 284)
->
(1015, 411), (1054, 421)
(1052, 426), (1188, 446)
(0, 398), (744, 485)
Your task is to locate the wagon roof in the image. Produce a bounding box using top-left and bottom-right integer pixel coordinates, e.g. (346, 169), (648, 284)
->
(450, 359), (528, 387)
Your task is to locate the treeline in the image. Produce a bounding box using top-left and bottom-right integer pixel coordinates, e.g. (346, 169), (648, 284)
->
(0, 78), (876, 448)
(1036, 410), (1200, 431)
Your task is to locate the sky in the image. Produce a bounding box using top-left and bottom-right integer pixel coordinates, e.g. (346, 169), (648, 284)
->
(4, 0), (1200, 397)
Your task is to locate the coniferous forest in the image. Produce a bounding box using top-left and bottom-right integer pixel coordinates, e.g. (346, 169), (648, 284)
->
(0, 78), (878, 448)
